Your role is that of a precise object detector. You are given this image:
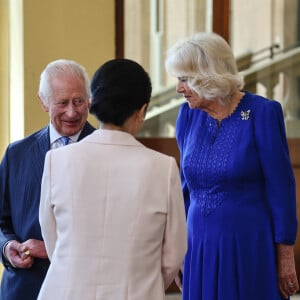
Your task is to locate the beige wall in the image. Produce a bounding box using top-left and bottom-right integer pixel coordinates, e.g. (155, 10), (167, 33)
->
(23, 0), (115, 135)
(0, 0), (115, 157)
(0, 0), (10, 157)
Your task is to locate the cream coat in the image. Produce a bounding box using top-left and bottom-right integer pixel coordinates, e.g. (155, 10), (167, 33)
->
(38, 129), (187, 300)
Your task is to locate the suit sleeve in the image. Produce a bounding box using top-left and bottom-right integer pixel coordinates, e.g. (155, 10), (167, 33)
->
(39, 151), (57, 260)
(255, 100), (297, 244)
(161, 157), (187, 289)
(0, 146), (19, 266)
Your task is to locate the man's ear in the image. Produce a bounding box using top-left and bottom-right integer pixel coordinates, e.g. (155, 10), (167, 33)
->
(38, 95), (49, 112)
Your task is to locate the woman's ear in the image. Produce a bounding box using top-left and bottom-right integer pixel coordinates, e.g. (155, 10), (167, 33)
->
(132, 103), (148, 135)
(137, 103), (148, 122)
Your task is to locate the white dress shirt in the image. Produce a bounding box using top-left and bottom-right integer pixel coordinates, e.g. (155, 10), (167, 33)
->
(49, 123), (82, 149)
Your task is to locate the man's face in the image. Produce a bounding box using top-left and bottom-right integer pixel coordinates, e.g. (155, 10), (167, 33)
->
(41, 76), (90, 136)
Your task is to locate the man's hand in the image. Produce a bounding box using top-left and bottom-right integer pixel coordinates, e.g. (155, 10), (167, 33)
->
(4, 239), (48, 269)
(20, 239), (48, 259)
(4, 240), (33, 269)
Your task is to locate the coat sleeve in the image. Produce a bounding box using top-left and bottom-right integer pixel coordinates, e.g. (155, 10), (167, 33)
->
(176, 103), (191, 215)
(39, 151), (57, 260)
(161, 157), (187, 289)
(254, 99), (297, 244)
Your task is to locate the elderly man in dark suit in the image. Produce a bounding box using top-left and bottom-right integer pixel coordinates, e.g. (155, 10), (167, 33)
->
(0, 59), (95, 300)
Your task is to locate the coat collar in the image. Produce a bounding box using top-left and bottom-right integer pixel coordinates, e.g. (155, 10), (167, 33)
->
(83, 129), (144, 147)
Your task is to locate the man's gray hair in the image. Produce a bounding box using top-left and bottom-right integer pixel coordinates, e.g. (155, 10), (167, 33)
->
(38, 59), (90, 106)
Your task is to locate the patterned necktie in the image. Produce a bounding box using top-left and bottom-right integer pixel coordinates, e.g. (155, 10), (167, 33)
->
(60, 136), (70, 146)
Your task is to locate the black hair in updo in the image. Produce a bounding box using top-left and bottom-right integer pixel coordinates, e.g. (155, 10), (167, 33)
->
(90, 58), (152, 126)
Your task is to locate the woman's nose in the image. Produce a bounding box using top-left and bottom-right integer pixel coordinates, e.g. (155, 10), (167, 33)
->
(176, 81), (184, 93)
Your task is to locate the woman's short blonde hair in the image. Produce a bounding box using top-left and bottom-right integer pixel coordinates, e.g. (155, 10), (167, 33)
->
(165, 32), (244, 103)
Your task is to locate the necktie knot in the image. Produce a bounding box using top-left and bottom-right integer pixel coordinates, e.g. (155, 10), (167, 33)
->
(60, 136), (70, 146)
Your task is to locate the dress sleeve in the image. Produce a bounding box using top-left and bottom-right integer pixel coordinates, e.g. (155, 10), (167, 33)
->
(255, 99), (297, 244)
(176, 103), (191, 215)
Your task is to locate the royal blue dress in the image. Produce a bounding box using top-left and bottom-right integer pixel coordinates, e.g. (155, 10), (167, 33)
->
(176, 91), (297, 300)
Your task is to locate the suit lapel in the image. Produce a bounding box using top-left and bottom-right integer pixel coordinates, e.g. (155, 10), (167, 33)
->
(78, 122), (96, 141)
(33, 126), (50, 175)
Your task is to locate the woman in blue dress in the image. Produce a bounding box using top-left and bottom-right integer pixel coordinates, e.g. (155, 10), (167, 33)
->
(165, 32), (299, 299)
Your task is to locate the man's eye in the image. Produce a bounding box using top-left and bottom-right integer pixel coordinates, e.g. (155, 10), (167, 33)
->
(73, 99), (85, 106)
(56, 101), (68, 107)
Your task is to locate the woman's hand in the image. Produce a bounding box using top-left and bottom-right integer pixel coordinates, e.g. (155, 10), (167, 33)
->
(277, 244), (299, 298)
(175, 264), (184, 292)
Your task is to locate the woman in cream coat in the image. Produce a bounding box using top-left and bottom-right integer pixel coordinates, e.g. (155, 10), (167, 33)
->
(38, 58), (187, 300)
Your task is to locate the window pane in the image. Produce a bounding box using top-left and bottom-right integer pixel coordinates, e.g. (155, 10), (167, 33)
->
(231, 0), (300, 137)
(124, 0), (212, 137)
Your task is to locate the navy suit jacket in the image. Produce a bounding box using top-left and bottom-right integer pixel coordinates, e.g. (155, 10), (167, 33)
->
(0, 122), (95, 300)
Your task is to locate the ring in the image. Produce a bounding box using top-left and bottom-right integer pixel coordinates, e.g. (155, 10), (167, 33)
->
(288, 282), (294, 287)
(24, 250), (30, 256)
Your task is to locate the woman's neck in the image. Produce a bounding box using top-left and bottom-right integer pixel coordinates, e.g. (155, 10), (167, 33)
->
(100, 115), (139, 136)
(206, 91), (244, 122)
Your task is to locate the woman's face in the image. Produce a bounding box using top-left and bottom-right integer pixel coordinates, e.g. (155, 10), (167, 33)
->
(176, 77), (206, 109)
